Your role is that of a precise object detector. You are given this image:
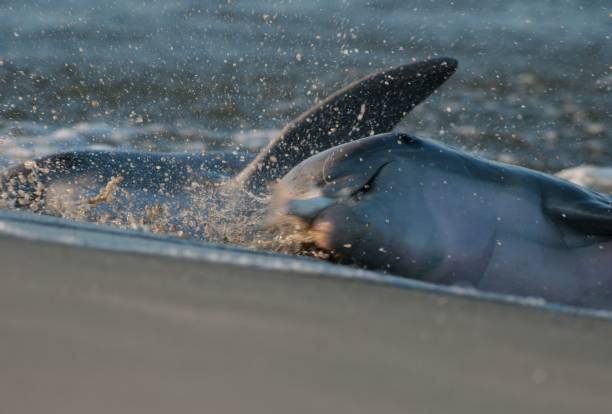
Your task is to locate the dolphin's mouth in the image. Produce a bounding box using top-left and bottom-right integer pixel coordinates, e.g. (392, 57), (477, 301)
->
(262, 189), (336, 259)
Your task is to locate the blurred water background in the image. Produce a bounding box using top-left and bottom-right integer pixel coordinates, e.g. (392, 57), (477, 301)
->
(0, 0), (610, 171)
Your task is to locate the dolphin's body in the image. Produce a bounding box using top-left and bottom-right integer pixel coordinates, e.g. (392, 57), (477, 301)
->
(273, 133), (612, 309)
(5, 56), (610, 308)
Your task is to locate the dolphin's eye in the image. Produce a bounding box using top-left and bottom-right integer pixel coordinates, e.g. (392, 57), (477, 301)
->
(351, 162), (390, 197)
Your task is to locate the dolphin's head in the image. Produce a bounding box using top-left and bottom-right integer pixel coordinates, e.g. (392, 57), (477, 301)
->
(269, 132), (429, 270)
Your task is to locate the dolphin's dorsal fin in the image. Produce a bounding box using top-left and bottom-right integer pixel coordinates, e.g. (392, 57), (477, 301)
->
(236, 57), (458, 193)
(543, 183), (612, 236)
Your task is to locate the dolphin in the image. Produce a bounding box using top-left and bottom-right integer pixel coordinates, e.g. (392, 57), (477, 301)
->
(0, 58), (457, 213)
(271, 132), (612, 309)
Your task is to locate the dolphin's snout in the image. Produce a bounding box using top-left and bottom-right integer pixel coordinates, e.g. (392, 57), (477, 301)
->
(266, 185), (338, 254)
(285, 196), (334, 221)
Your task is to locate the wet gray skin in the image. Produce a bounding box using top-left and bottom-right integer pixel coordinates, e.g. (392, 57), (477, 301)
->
(274, 132), (612, 309)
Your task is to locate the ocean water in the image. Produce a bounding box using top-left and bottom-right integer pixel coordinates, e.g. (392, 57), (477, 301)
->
(0, 0), (609, 171)
(0, 0), (610, 247)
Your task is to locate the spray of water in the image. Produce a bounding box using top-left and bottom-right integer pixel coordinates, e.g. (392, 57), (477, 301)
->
(0, 161), (326, 257)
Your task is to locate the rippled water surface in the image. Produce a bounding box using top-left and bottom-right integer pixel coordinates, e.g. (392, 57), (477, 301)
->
(1, 0), (609, 169)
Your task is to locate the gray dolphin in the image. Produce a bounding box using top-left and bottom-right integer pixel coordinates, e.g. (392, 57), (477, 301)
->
(1, 58), (457, 208)
(272, 132), (612, 309)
